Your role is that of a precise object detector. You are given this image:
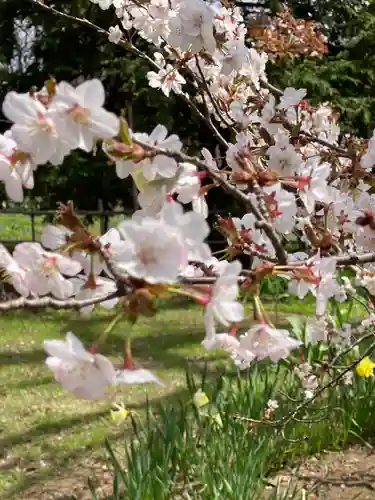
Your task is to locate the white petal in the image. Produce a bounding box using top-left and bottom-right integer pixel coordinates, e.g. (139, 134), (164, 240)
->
(66, 332), (92, 360)
(77, 79), (105, 108)
(95, 354), (116, 384)
(44, 340), (75, 361)
(4, 172), (23, 202)
(115, 368), (163, 385)
(41, 225), (70, 250)
(88, 108), (119, 139)
(116, 160), (135, 179)
(3, 92), (39, 124)
(55, 254), (82, 276)
(150, 124), (168, 143)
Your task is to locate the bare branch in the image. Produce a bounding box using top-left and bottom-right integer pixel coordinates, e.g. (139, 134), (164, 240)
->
(335, 252), (375, 266)
(30, 0), (109, 36)
(0, 291), (120, 312)
(194, 55), (236, 131)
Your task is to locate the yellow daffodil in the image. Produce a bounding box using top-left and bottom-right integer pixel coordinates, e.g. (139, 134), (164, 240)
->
(110, 403), (129, 424)
(355, 357), (375, 377)
(193, 389), (209, 408)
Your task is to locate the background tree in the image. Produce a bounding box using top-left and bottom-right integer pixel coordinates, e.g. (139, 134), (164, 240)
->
(0, 0), (221, 214)
(0, 0), (373, 222)
(241, 0), (374, 136)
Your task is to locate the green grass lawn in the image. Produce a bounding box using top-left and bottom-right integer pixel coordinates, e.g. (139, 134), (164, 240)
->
(0, 212), (126, 243)
(0, 212), (372, 499)
(0, 296), (368, 499)
(0, 303), (229, 499)
(0, 296), (320, 499)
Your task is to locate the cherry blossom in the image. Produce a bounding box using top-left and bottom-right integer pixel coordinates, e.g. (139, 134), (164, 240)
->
(130, 0), (170, 45)
(117, 124), (182, 181)
(267, 131), (303, 176)
(288, 252), (344, 315)
(147, 65), (186, 97)
(0, 133), (35, 202)
(70, 275), (118, 313)
(168, 0), (216, 54)
(2, 92), (69, 165)
(361, 130), (375, 170)
(0, 244), (30, 297)
(160, 200), (211, 263)
(13, 242), (82, 299)
(277, 87), (307, 110)
(205, 260), (244, 326)
(1, 0), (375, 406)
(49, 79), (120, 152)
(173, 162), (208, 218)
(217, 38), (249, 75)
(202, 309), (240, 352)
(90, 0), (112, 9)
(41, 224), (72, 251)
(108, 25), (123, 44)
(115, 368), (162, 385)
(297, 160), (331, 213)
(253, 183), (297, 234)
(237, 323), (301, 363)
(305, 316), (328, 343)
(115, 217), (188, 283)
(44, 332), (116, 399)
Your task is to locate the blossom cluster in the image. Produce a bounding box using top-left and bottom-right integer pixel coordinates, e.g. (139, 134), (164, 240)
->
(1, 0), (375, 400)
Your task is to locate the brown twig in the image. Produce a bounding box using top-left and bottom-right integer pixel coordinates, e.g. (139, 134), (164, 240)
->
(260, 78), (351, 158)
(134, 138), (288, 264)
(29, 0), (229, 148)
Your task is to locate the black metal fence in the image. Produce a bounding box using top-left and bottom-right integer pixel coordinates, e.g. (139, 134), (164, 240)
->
(0, 200), (132, 247)
(0, 201), (225, 249)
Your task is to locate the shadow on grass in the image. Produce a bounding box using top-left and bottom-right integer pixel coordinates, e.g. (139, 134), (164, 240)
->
(0, 308), (243, 498)
(0, 350), (45, 366)
(0, 381), (214, 500)
(0, 375), (54, 395)
(0, 410), (109, 450)
(0, 328), (224, 372)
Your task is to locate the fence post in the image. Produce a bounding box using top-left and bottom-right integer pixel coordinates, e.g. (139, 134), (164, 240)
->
(98, 199), (109, 234)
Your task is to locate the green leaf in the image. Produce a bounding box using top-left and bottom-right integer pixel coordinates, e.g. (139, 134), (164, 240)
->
(119, 116), (133, 145)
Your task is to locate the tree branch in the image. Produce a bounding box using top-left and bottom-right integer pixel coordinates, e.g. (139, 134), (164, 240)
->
(134, 138), (288, 264)
(260, 78), (351, 158)
(335, 252), (375, 266)
(0, 291), (120, 311)
(29, 0), (229, 149)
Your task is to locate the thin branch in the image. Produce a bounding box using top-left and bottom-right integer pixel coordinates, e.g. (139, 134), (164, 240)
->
(260, 78), (351, 158)
(188, 260), (217, 277)
(335, 252), (375, 266)
(0, 291), (120, 311)
(331, 331), (374, 366)
(134, 138), (288, 264)
(30, 0), (109, 36)
(280, 339), (375, 427)
(194, 55), (236, 131)
(29, 0), (229, 149)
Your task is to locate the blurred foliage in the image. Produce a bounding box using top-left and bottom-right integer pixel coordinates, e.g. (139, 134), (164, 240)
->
(0, 0), (374, 219)
(255, 0), (375, 137)
(0, 0), (221, 212)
